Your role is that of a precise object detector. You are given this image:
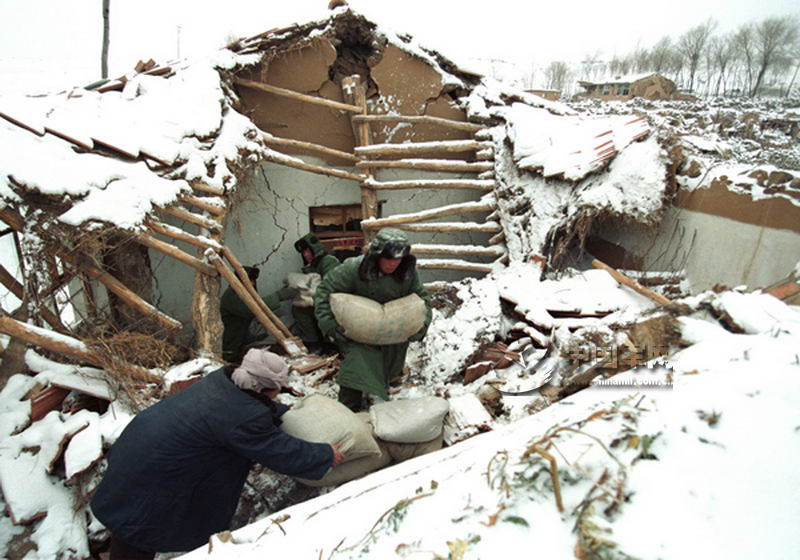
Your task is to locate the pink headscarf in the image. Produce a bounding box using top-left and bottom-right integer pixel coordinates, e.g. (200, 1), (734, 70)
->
(231, 349), (289, 392)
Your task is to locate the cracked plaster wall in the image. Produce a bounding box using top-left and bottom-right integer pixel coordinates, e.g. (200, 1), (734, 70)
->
(151, 156), (492, 339)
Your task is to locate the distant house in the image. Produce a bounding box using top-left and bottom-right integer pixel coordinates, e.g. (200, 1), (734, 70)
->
(525, 89), (561, 101)
(577, 72), (677, 101)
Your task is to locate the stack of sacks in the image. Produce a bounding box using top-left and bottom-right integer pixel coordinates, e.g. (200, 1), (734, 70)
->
(281, 395), (450, 487)
(281, 395), (389, 487)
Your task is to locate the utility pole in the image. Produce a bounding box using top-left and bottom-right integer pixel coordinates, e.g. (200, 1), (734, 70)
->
(101, 0), (110, 78)
(177, 26), (182, 59)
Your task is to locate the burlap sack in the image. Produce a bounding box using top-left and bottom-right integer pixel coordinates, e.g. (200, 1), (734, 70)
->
(380, 433), (443, 463)
(296, 439), (391, 487)
(330, 293), (426, 345)
(369, 396), (450, 443)
(287, 272), (321, 307)
(280, 395), (381, 462)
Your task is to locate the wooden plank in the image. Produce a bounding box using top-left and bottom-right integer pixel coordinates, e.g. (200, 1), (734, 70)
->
(592, 259), (671, 305)
(416, 260), (493, 273)
(356, 159), (493, 173)
(411, 244), (505, 257)
(364, 178), (495, 191)
(135, 232), (218, 276)
(355, 140), (491, 157)
(263, 149), (364, 182)
(352, 114), (485, 133)
(261, 132), (358, 163)
(234, 78), (362, 113)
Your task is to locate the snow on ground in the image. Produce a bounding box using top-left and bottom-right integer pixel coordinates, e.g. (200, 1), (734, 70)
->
(176, 288), (800, 560)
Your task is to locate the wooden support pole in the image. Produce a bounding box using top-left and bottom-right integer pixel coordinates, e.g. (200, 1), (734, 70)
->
(0, 208), (24, 231)
(387, 222), (503, 233)
(416, 260), (494, 273)
(263, 149), (364, 182)
(342, 75), (379, 227)
(0, 263), (67, 333)
(592, 259), (672, 305)
(209, 253), (303, 357)
(145, 220), (221, 251)
(364, 178), (495, 191)
(356, 159), (493, 173)
(411, 244), (505, 257)
(0, 316), (162, 385)
(261, 132), (358, 163)
(361, 201), (495, 229)
(178, 194), (226, 217)
(234, 78), (362, 113)
(69, 256), (182, 331)
(221, 246), (293, 339)
(190, 181), (225, 196)
(135, 232), (218, 276)
(489, 231), (506, 245)
(160, 205), (221, 232)
(355, 140), (492, 157)
(351, 114), (485, 133)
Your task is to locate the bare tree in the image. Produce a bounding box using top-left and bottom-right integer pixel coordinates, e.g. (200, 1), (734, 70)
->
(544, 61), (571, 91)
(101, 0), (110, 79)
(732, 24), (757, 95)
(750, 16), (800, 96)
(677, 18), (717, 92)
(648, 36), (675, 74)
(709, 34), (735, 95)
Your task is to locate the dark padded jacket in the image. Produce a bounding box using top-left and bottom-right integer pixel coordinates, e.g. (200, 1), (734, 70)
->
(90, 368), (332, 553)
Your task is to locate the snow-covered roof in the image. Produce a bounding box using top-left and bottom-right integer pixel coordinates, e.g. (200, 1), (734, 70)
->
(579, 72), (662, 86)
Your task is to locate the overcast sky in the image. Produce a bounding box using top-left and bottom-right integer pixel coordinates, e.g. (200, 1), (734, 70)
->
(0, 0), (797, 94)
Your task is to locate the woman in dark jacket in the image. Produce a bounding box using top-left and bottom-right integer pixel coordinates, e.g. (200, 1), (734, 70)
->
(90, 349), (343, 559)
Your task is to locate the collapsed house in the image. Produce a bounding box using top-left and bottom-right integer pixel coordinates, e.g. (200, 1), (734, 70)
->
(577, 72), (678, 101)
(0, 7), (799, 559)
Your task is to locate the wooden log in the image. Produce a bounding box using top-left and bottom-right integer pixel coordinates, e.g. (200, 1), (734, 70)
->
(416, 260), (493, 273)
(179, 193), (226, 217)
(411, 244), (505, 257)
(191, 206), (225, 357)
(489, 231), (506, 246)
(355, 140), (491, 157)
(0, 263), (68, 333)
(364, 178), (495, 191)
(190, 181), (226, 196)
(0, 208), (24, 231)
(0, 316), (162, 384)
(362, 200), (495, 229)
(356, 159), (493, 173)
(261, 132), (358, 163)
(263, 149), (364, 182)
(591, 259), (672, 305)
(145, 220), (221, 251)
(134, 232), (218, 276)
(234, 78), (362, 113)
(342, 75), (379, 228)
(388, 222), (502, 233)
(209, 253), (303, 357)
(159, 205), (221, 231)
(69, 255), (182, 331)
(221, 246), (293, 339)
(352, 114), (485, 133)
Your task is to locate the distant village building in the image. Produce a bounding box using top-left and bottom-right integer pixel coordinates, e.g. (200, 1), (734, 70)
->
(577, 72), (677, 101)
(525, 89), (561, 101)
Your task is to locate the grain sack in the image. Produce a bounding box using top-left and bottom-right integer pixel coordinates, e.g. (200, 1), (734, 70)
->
(287, 272), (321, 307)
(296, 438), (391, 487)
(380, 433), (443, 463)
(369, 396), (450, 443)
(330, 293), (426, 345)
(280, 394), (381, 462)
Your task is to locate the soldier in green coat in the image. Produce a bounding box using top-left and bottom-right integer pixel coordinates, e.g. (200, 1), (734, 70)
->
(220, 266), (295, 363)
(292, 234), (341, 354)
(314, 228), (432, 411)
